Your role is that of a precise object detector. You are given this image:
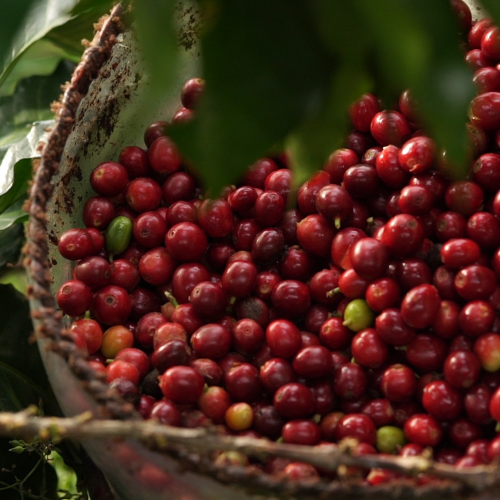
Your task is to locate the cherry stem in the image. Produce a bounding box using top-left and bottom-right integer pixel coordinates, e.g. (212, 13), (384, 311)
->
(164, 291), (179, 308)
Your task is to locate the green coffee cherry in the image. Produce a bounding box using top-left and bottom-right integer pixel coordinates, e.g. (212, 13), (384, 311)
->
(105, 216), (133, 256)
(343, 298), (375, 332)
(376, 425), (406, 453)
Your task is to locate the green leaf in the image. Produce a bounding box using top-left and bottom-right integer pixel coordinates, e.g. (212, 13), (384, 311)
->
(0, 0), (115, 96)
(0, 121), (54, 214)
(0, 1), (37, 79)
(0, 61), (74, 143)
(169, 0), (335, 195)
(0, 224), (24, 273)
(0, 436), (59, 499)
(287, 63), (372, 188)
(0, 267), (28, 296)
(0, 362), (45, 412)
(0, 210), (28, 230)
(0, 40), (68, 97)
(0, 284), (60, 414)
(0, 159), (32, 215)
(354, 0), (475, 176)
(479, 1), (500, 27)
(132, 0), (179, 96)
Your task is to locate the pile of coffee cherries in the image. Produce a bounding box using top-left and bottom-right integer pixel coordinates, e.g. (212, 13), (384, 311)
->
(55, 3), (500, 485)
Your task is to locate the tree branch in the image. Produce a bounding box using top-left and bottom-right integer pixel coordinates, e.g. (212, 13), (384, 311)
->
(0, 407), (499, 490)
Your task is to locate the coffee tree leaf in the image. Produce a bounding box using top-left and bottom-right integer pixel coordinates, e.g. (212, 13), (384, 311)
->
(0, 267), (28, 296)
(0, 285), (59, 415)
(0, 0), (114, 96)
(0, 224), (24, 273)
(0, 436), (59, 500)
(133, 0), (179, 98)
(0, 121), (54, 214)
(0, 210), (28, 231)
(0, 363), (43, 413)
(478, 0), (500, 27)
(0, 0), (38, 83)
(287, 62), (372, 189)
(0, 61), (73, 141)
(169, 0), (335, 195)
(0, 159), (32, 215)
(354, 0), (475, 177)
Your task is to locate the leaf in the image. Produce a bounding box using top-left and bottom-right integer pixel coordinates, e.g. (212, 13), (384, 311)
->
(0, 0), (37, 78)
(0, 120), (54, 214)
(287, 63), (372, 188)
(0, 60), (74, 143)
(0, 267), (28, 296)
(0, 210), (28, 230)
(0, 0), (115, 96)
(354, 0), (475, 176)
(0, 40), (68, 97)
(0, 285), (60, 414)
(0, 224), (24, 273)
(479, 0), (500, 27)
(0, 436), (59, 500)
(169, 0), (335, 195)
(0, 362), (45, 412)
(131, 0), (179, 96)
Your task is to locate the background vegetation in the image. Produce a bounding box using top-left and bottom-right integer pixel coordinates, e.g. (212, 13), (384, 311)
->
(0, 0), (498, 497)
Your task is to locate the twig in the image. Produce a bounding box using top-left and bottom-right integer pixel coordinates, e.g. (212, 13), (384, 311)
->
(0, 407), (499, 491)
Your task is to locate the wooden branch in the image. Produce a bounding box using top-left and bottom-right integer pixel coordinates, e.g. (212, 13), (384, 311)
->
(1, 407), (499, 491)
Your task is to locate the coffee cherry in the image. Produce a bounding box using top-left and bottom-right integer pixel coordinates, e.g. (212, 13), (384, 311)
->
(91, 285), (131, 326)
(445, 181), (484, 218)
(474, 333), (500, 372)
(343, 298), (375, 332)
(336, 413), (377, 445)
(197, 198), (234, 238)
(69, 319), (103, 354)
(382, 214), (424, 257)
(90, 161), (129, 197)
(375, 308), (415, 346)
(57, 280), (92, 317)
(159, 366), (205, 403)
(376, 426), (406, 454)
(225, 402), (254, 431)
(125, 177), (163, 213)
(470, 92), (500, 130)
(148, 136), (182, 174)
(444, 351), (481, 389)
(406, 334), (447, 372)
(381, 364), (417, 403)
(271, 280), (311, 319)
(351, 328), (389, 369)
(58, 229), (95, 260)
(422, 380), (463, 421)
(83, 197), (115, 229)
(221, 260), (258, 299)
(333, 363), (367, 400)
(274, 383), (315, 419)
(349, 237), (389, 280)
(225, 363), (261, 402)
(75, 256), (111, 292)
(101, 325), (134, 359)
(404, 414), (442, 447)
(296, 214), (335, 259)
(324, 148), (359, 184)
(400, 284), (440, 329)
(454, 265), (496, 301)
(282, 420), (321, 446)
(292, 346), (333, 379)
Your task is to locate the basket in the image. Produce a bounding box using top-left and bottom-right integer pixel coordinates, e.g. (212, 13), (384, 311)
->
(24, 2), (500, 499)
